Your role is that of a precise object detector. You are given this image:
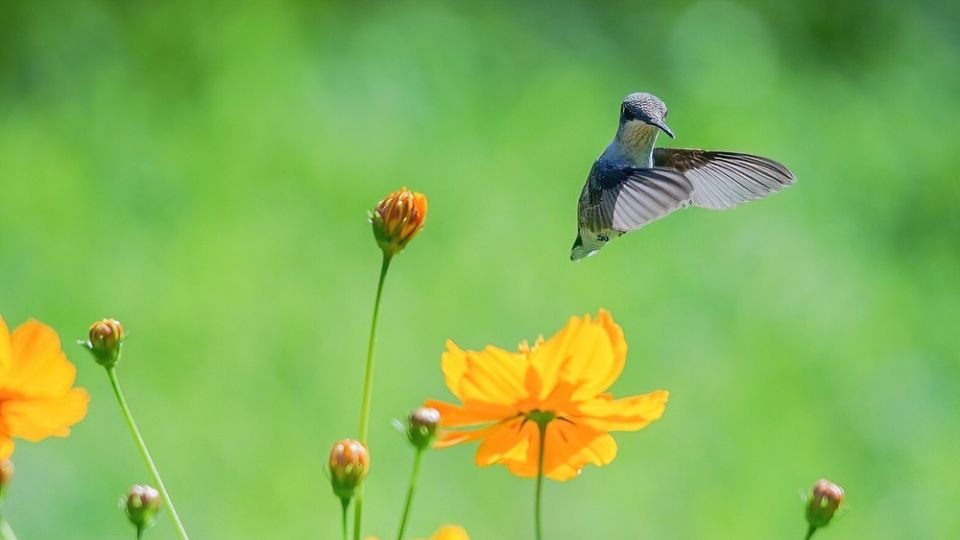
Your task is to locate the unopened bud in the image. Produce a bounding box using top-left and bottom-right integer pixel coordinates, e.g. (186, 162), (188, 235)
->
(0, 459), (13, 502)
(370, 188), (427, 257)
(329, 439), (369, 501)
(806, 479), (844, 530)
(407, 407), (440, 450)
(84, 318), (125, 368)
(123, 484), (161, 533)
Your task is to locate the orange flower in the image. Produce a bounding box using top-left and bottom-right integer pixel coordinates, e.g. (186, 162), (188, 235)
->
(426, 310), (668, 481)
(366, 525), (469, 540)
(0, 318), (89, 459)
(370, 188), (428, 256)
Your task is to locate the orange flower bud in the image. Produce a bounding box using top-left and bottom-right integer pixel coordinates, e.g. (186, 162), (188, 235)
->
(85, 318), (125, 368)
(329, 439), (369, 501)
(0, 459), (13, 501)
(370, 188), (427, 256)
(806, 479), (844, 530)
(407, 407), (440, 450)
(123, 484), (162, 533)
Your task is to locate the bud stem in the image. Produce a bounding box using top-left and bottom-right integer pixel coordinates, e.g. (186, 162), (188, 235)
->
(107, 368), (190, 540)
(395, 447), (425, 540)
(534, 422), (548, 540)
(0, 517), (17, 540)
(804, 526), (816, 540)
(341, 497), (350, 540)
(353, 253), (393, 540)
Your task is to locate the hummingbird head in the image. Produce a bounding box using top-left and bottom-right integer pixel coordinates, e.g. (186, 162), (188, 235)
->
(620, 92), (674, 138)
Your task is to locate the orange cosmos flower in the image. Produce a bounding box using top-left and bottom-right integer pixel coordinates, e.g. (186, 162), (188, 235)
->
(0, 318), (89, 459)
(425, 309), (668, 481)
(366, 525), (469, 540)
(370, 188), (428, 256)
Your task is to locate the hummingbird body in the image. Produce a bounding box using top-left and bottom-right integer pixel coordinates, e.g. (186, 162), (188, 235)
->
(571, 92), (795, 260)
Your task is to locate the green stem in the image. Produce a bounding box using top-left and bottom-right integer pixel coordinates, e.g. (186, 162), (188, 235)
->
(535, 423), (547, 540)
(804, 526), (816, 540)
(341, 498), (350, 540)
(396, 448), (425, 540)
(137, 526), (144, 540)
(353, 253), (393, 540)
(107, 368), (189, 540)
(0, 516), (17, 540)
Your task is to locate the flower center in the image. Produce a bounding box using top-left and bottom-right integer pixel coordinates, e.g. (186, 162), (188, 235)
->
(524, 409), (556, 428)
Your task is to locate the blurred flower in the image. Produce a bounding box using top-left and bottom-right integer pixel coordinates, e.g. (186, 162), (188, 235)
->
(407, 406), (441, 450)
(806, 479), (844, 530)
(123, 484), (162, 532)
(329, 439), (370, 500)
(82, 318), (125, 368)
(426, 310), (668, 481)
(0, 459), (12, 501)
(370, 188), (428, 256)
(0, 317), (90, 459)
(365, 524), (469, 540)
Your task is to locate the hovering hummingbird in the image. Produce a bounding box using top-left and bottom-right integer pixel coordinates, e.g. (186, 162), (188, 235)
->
(571, 92), (796, 260)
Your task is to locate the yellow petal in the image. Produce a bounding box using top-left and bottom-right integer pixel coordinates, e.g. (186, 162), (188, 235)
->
(574, 390), (669, 432)
(7, 320), (77, 397)
(0, 317), (10, 374)
(2, 388), (90, 441)
(424, 399), (512, 429)
(528, 310), (626, 401)
(0, 436), (13, 459)
(475, 417), (530, 466)
(542, 421), (617, 481)
(430, 525), (470, 540)
(441, 341), (526, 406)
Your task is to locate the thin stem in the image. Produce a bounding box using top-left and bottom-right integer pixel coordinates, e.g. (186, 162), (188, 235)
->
(804, 526), (817, 540)
(107, 368), (189, 540)
(137, 526), (144, 540)
(353, 253), (393, 540)
(396, 448), (425, 540)
(341, 498), (350, 540)
(0, 517), (17, 540)
(358, 253), (392, 443)
(534, 423), (547, 540)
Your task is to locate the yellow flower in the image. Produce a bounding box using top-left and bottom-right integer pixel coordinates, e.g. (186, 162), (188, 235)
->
(371, 188), (428, 256)
(425, 310), (668, 481)
(366, 524), (469, 540)
(0, 318), (90, 458)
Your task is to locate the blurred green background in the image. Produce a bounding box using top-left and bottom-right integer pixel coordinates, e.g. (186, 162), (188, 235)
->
(1, 0), (958, 538)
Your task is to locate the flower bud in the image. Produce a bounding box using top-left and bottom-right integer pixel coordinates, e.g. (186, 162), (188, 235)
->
(370, 188), (427, 257)
(123, 484), (161, 533)
(407, 407), (440, 451)
(806, 479), (844, 530)
(84, 318), (125, 368)
(329, 439), (369, 501)
(0, 459), (13, 502)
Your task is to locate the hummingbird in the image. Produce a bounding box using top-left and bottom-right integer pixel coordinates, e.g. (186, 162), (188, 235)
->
(571, 92), (796, 260)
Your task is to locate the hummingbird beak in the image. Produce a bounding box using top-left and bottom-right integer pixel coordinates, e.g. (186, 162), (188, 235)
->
(652, 119), (675, 138)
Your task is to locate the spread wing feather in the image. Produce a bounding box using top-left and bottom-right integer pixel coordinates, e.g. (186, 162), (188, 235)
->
(580, 168), (693, 232)
(653, 148), (795, 210)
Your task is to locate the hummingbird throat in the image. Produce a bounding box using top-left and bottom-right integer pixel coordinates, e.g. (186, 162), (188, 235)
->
(611, 121), (660, 168)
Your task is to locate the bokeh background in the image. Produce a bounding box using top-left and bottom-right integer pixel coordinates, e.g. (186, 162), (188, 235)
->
(1, 1), (958, 538)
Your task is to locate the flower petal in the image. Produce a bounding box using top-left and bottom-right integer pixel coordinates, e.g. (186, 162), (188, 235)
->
(574, 390), (669, 432)
(425, 399), (514, 429)
(0, 436), (13, 459)
(2, 388), (89, 441)
(475, 417), (531, 467)
(430, 525), (470, 540)
(528, 310), (626, 401)
(542, 421), (618, 481)
(0, 317), (10, 374)
(441, 341), (527, 406)
(6, 320), (77, 397)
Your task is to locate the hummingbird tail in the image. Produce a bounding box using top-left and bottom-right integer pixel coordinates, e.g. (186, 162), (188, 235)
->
(570, 232), (602, 261)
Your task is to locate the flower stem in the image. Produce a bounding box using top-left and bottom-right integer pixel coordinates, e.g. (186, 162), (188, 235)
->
(341, 498), (350, 540)
(106, 368), (189, 540)
(0, 516), (17, 540)
(353, 253), (393, 540)
(535, 422), (548, 540)
(396, 448), (425, 540)
(804, 526), (817, 540)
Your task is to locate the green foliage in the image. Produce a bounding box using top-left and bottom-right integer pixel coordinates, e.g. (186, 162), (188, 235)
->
(0, 1), (957, 538)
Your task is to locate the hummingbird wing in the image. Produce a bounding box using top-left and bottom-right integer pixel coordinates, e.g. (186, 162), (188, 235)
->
(653, 148), (795, 210)
(581, 166), (693, 232)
